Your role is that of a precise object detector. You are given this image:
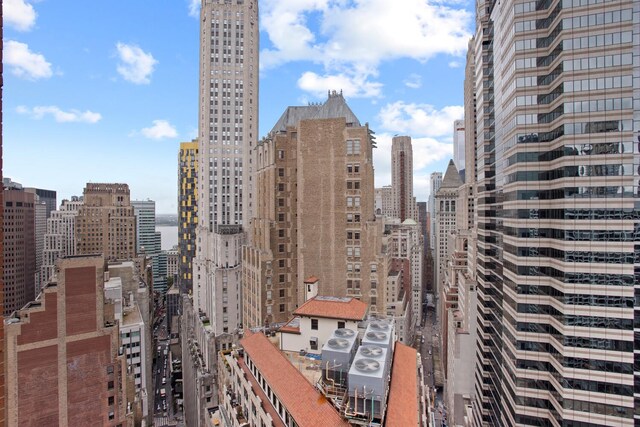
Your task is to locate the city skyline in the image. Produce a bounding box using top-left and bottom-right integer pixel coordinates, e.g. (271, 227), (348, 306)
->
(3, 0), (473, 214)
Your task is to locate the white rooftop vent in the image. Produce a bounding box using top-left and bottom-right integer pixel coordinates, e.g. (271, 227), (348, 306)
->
(327, 338), (350, 350)
(334, 328), (356, 338)
(353, 358), (381, 373)
(359, 345), (384, 358)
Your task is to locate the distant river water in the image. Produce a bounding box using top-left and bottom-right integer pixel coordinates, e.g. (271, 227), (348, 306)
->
(156, 225), (179, 251)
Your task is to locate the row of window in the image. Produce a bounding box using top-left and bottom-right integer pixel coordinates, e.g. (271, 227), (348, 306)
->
(563, 8), (633, 30)
(564, 30), (632, 51)
(504, 185), (637, 202)
(503, 226), (639, 242)
(505, 162), (636, 183)
(515, 283), (635, 309)
(564, 52), (632, 72)
(502, 262), (638, 286)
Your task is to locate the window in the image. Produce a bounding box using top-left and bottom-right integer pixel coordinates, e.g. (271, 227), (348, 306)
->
(278, 150), (285, 159)
(108, 396), (115, 406)
(278, 183), (285, 191)
(279, 259), (285, 268)
(106, 365), (114, 375)
(278, 213), (285, 222)
(107, 381), (114, 390)
(310, 338), (318, 350)
(279, 289), (285, 298)
(278, 229), (285, 238)
(338, 321), (346, 329)
(278, 168), (285, 177)
(278, 198), (285, 207)
(279, 304), (285, 313)
(311, 319), (319, 330)
(278, 244), (285, 253)
(346, 139), (361, 155)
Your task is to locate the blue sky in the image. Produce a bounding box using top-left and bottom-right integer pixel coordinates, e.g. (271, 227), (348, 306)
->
(3, 0), (474, 214)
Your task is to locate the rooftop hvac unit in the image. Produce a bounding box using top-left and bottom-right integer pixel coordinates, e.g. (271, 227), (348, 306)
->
(321, 328), (359, 387)
(357, 345), (391, 382)
(348, 350), (391, 420)
(362, 320), (395, 350)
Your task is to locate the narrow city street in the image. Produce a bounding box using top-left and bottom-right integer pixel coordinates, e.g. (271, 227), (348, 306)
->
(420, 305), (447, 426)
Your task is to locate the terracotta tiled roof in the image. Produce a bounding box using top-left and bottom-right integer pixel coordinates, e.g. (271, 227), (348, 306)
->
(279, 325), (301, 334)
(240, 332), (349, 427)
(386, 342), (420, 426)
(237, 356), (286, 427)
(304, 276), (319, 283)
(293, 296), (368, 321)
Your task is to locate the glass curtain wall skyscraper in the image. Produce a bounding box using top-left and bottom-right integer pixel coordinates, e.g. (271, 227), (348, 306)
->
(472, 0), (639, 425)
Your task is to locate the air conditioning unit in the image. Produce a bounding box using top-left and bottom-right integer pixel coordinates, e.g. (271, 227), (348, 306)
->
(362, 320), (394, 351)
(348, 348), (391, 419)
(321, 328), (358, 386)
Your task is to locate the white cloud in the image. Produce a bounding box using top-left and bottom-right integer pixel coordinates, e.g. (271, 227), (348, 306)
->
(4, 0), (36, 31)
(17, 105), (102, 123)
(298, 70), (383, 98)
(404, 73), (422, 89)
(3, 40), (52, 80)
(140, 120), (178, 139)
(115, 42), (157, 84)
(187, 0), (200, 17)
(261, 0), (472, 97)
(377, 102), (463, 138)
(448, 61), (462, 68)
(373, 132), (452, 199)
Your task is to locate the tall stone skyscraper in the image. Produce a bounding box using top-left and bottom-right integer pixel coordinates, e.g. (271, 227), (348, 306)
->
(435, 160), (462, 300)
(428, 172), (443, 251)
(192, 0), (259, 336)
(76, 183), (136, 261)
(452, 120), (465, 180)
(243, 92), (389, 328)
(391, 135), (418, 221)
(471, 0), (639, 425)
(178, 140), (198, 293)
